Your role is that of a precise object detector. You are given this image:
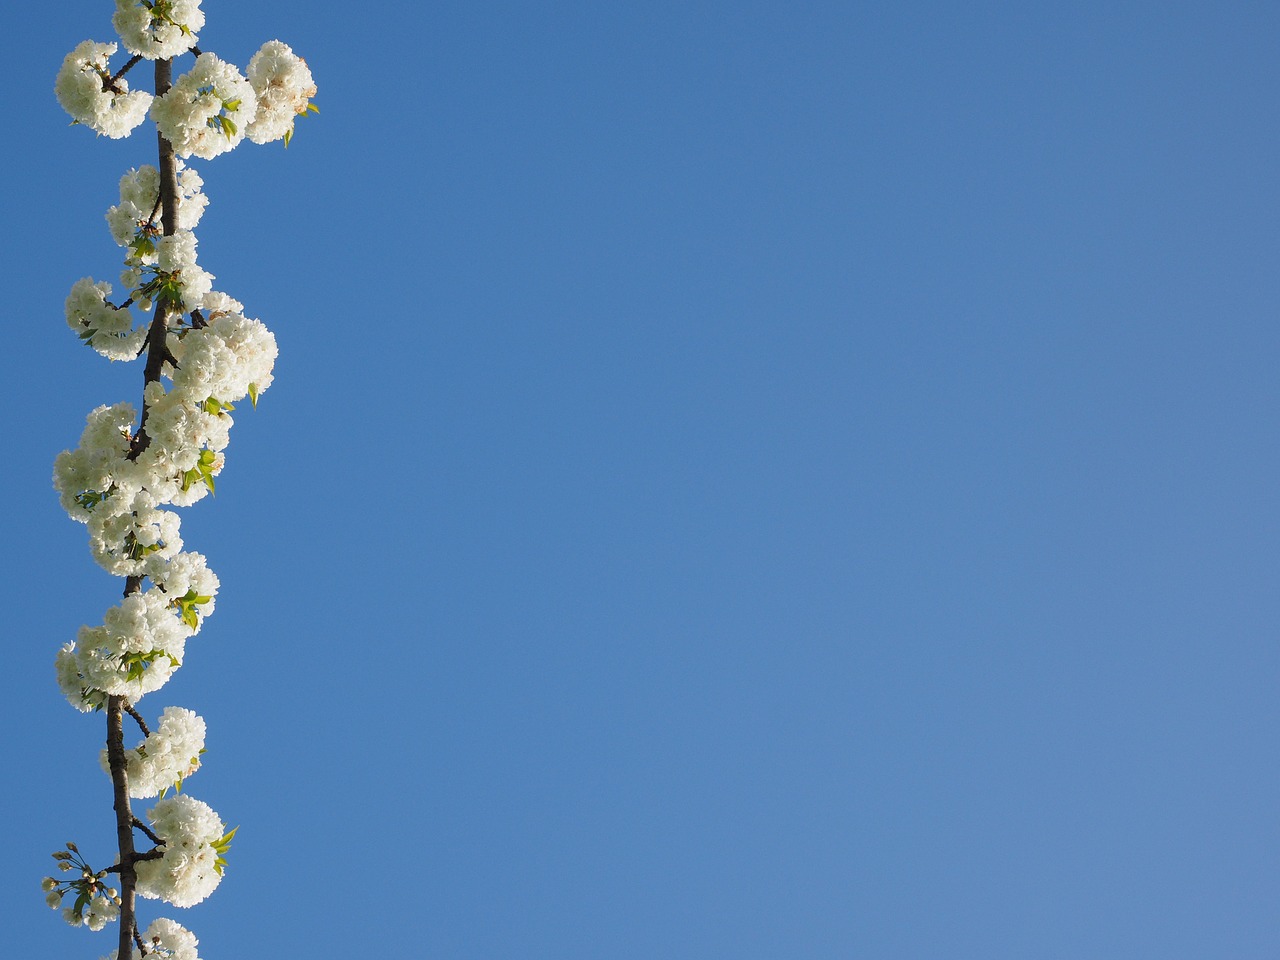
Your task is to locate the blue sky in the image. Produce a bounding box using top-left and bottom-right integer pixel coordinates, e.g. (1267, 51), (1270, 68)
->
(4, 1), (1280, 956)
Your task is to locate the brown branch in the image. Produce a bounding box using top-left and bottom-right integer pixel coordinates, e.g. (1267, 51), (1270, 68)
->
(104, 54), (144, 93)
(112, 55), (182, 960)
(104, 846), (166, 872)
(127, 59), (182, 463)
(123, 701), (151, 737)
(132, 816), (165, 847)
(106, 695), (139, 960)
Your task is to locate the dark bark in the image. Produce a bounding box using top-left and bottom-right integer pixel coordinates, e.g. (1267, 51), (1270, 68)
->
(107, 55), (184, 960)
(107, 695), (139, 960)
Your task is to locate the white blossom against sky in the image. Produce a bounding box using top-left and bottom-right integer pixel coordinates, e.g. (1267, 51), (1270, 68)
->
(6, 1), (1280, 957)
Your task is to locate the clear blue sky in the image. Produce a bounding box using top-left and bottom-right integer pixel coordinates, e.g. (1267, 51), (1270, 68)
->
(5, 1), (1280, 956)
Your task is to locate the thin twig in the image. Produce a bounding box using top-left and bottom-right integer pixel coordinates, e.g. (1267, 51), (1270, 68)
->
(105, 54), (144, 92)
(123, 702), (151, 737)
(131, 817), (165, 847)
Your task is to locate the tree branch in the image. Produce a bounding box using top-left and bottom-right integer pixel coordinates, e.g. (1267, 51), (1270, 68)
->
(106, 695), (139, 960)
(132, 816), (165, 847)
(112, 55), (182, 960)
(104, 54), (144, 93)
(103, 844), (165, 873)
(127, 59), (182, 463)
(123, 701), (151, 737)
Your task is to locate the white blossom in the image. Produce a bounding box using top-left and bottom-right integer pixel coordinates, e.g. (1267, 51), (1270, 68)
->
(87, 491), (183, 576)
(245, 40), (316, 145)
(150, 53), (257, 160)
(146, 551), (219, 616)
(64, 277), (146, 361)
(113, 0), (204, 60)
(56, 642), (103, 712)
(57, 590), (192, 708)
(136, 795), (227, 907)
(52, 402), (136, 521)
(84, 894), (119, 931)
(102, 917), (201, 960)
(171, 304), (277, 403)
(106, 162), (208, 253)
(128, 229), (214, 311)
(100, 706), (207, 798)
(132, 385), (229, 507)
(55, 40), (152, 139)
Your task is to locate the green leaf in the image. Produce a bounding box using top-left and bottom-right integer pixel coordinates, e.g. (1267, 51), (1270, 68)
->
(74, 489), (114, 512)
(248, 383), (259, 407)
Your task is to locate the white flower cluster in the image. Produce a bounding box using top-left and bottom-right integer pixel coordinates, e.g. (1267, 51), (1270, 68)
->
(75, 893), (120, 931)
(136, 796), (228, 907)
(113, 0), (204, 60)
(57, 590), (191, 711)
(246, 40), (317, 145)
(172, 296), (278, 402)
(151, 53), (257, 160)
(53, 545), (225, 710)
(54, 40), (151, 139)
(65, 277), (146, 361)
(131, 229), (215, 311)
(99, 706), (207, 798)
(103, 917), (202, 960)
(54, 295), (275, 515)
(43, 844), (123, 931)
(106, 162), (208, 257)
(49, 3), (315, 944)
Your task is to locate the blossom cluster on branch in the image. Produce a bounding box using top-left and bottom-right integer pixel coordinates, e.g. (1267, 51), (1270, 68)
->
(43, 1), (316, 957)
